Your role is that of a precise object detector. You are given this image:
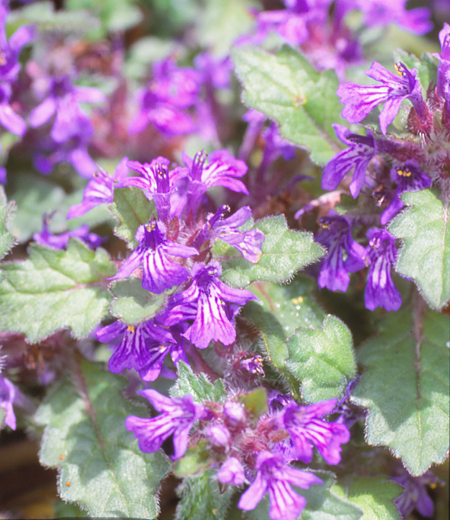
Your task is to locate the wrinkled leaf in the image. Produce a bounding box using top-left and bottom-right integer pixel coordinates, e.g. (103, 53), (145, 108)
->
(175, 469), (234, 520)
(109, 187), (155, 249)
(221, 215), (324, 288)
(286, 315), (356, 403)
(0, 186), (15, 270)
(109, 278), (165, 324)
(0, 239), (115, 342)
(232, 45), (346, 165)
(389, 189), (450, 310)
(171, 361), (226, 403)
(35, 360), (170, 517)
(352, 308), (450, 475)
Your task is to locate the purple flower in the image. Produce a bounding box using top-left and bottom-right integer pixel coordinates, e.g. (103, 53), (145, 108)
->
(393, 469), (442, 518)
(96, 319), (182, 381)
(33, 215), (104, 250)
(0, 21), (34, 82)
(116, 157), (187, 222)
(356, 0), (432, 35)
(218, 457), (246, 486)
(321, 124), (376, 197)
(206, 424), (231, 447)
(125, 389), (205, 459)
(129, 58), (201, 137)
(277, 399), (350, 465)
(0, 375), (16, 430)
(238, 451), (323, 520)
(181, 150), (249, 216)
(380, 162), (432, 225)
(67, 157), (129, 219)
(194, 205), (265, 263)
(33, 133), (97, 179)
(110, 221), (197, 294)
(315, 215), (368, 292)
(361, 228), (401, 311)
(29, 75), (105, 143)
(0, 83), (26, 136)
(158, 261), (257, 349)
(437, 24), (450, 100)
(337, 62), (425, 135)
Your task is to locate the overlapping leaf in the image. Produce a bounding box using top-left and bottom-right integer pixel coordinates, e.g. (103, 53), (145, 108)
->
(221, 215), (324, 288)
(0, 239), (115, 342)
(389, 189), (450, 310)
(232, 45), (346, 165)
(35, 361), (170, 518)
(171, 361), (226, 403)
(352, 308), (450, 475)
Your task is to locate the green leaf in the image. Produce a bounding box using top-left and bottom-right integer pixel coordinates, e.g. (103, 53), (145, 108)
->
(0, 186), (15, 266)
(333, 477), (402, 520)
(221, 215), (324, 288)
(251, 277), (326, 334)
(35, 360), (170, 518)
(175, 469), (234, 520)
(171, 361), (227, 403)
(173, 440), (211, 477)
(0, 239), (115, 342)
(388, 189), (450, 310)
(286, 315), (356, 403)
(352, 308), (450, 476)
(245, 471), (362, 520)
(109, 278), (165, 324)
(243, 300), (301, 398)
(232, 45), (346, 165)
(109, 187), (155, 249)
(53, 499), (89, 518)
(239, 388), (268, 418)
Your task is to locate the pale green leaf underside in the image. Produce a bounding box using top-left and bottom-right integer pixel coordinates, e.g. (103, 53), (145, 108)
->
(221, 215), (324, 288)
(175, 469), (234, 520)
(286, 315), (356, 403)
(245, 472), (362, 520)
(35, 361), (170, 518)
(109, 187), (155, 249)
(0, 239), (115, 342)
(389, 189), (450, 310)
(232, 44), (345, 165)
(109, 278), (165, 324)
(352, 309), (450, 475)
(332, 477), (402, 520)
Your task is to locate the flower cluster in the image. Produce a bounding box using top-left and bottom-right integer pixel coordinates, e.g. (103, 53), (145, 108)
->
(127, 389), (350, 520)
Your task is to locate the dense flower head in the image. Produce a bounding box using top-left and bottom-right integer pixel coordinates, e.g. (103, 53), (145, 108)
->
(110, 221), (198, 294)
(125, 389), (205, 459)
(238, 451), (323, 520)
(322, 124), (376, 197)
(158, 261), (257, 349)
(276, 398), (350, 465)
(337, 62), (425, 135)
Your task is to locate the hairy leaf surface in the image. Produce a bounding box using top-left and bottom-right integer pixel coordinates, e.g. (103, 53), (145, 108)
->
(0, 239), (115, 342)
(389, 189), (450, 310)
(35, 361), (170, 517)
(221, 215), (324, 288)
(352, 308), (450, 475)
(232, 45), (346, 165)
(171, 361), (226, 403)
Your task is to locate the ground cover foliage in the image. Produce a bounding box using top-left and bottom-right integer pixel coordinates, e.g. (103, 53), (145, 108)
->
(0, 1), (448, 519)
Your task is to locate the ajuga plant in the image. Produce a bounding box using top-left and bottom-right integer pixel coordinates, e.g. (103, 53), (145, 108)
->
(0, 0), (448, 519)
